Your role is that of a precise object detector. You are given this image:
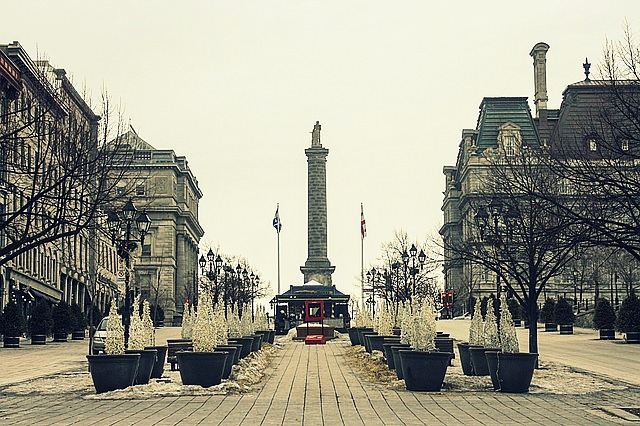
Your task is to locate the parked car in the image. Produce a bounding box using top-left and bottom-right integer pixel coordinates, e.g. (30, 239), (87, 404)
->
(91, 316), (120, 354)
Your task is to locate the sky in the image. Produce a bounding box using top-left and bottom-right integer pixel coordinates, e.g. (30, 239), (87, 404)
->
(3, 1), (639, 306)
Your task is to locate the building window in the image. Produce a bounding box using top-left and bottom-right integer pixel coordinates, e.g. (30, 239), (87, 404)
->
(504, 135), (516, 157)
(134, 150), (152, 160)
(497, 123), (521, 159)
(116, 187), (125, 196)
(141, 244), (151, 257)
(588, 139), (597, 152)
(136, 183), (145, 196)
(622, 140), (629, 151)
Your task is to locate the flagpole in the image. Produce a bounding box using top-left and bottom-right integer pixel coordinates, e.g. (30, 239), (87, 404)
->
(361, 203), (365, 308)
(277, 226), (281, 295)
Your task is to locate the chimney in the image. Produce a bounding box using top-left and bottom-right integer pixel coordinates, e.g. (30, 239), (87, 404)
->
(530, 42), (550, 118)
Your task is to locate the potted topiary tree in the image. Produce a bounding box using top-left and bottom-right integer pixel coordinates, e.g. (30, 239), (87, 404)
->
(489, 293), (538, 393)
(176, 294), (229, 387)
(125, 295), (157, 385)
(458, 298), (484, 376)
(616, 290), (640, 343)
(70, 302), (87, 340)
(29, 301), (53, 344)
(86, 304), (141, 394)
(0, 301), (25, 348)
(554, 297), (575, 335)
(469, 296), (500, 377)
(507, 297), (522, 327)
(143, 300), (168, 379)
(51, 301), (72, 342)
(398, 299), (453, 391)
(539, 298), (557, 332)
(593, 298), (616, 340)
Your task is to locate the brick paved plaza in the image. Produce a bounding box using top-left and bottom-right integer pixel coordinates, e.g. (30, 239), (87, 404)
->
(1, 327), (639, 425)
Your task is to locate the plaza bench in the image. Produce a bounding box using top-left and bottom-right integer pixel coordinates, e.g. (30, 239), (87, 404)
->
(166, 339), (193, 371)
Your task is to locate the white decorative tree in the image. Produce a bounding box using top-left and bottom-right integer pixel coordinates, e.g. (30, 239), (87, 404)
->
(192, 294), (216, 352)
(213, 304), (228, 346)
(499, 294), (519, 353)
(142, 300), (155, 347)
(375, 302), (394, 336)
(399, 304), (413, 345)
(412, 299), (437, 352)
(181, 302), (193, 340)
(128, 295), (147, 350)
(239, 305), (254, 337)
(483, 298), (501, 348)
(469, 298), (484, 346)
(105, 304), (125, 355)
(228, 310), (242, 338)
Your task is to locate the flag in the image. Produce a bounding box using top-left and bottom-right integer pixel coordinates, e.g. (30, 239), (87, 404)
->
(360, 203), (366, 239)
(273, 204), (282, 233)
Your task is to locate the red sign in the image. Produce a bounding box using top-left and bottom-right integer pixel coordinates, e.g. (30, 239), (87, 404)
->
(304, 300), (324, 322)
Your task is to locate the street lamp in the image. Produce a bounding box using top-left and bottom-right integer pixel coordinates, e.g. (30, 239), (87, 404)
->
(199, 249), (223, 308)
(474, 199), (511, 298)
(107, 198), (151, 349)
(407, 244), (426, 306)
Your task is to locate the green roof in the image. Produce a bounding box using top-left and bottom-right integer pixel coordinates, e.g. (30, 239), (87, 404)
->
(475, 97), (540, 149)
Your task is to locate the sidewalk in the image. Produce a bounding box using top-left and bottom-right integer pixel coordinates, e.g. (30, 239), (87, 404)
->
(1, 333), (639, 425)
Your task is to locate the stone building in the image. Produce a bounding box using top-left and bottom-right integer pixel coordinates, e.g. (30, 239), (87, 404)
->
(441, 42), (640, 315)
(109, 131), (203, 325)
(0, 42), (118, 316)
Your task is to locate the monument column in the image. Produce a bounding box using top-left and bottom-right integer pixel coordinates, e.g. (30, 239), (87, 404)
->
(301, 121), (335, 285)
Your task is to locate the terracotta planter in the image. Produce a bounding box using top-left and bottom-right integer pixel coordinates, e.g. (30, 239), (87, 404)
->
(145, 345), (168, 379)
(87, 354), (140, 394)
(496, 352), (538, 393)
(177, 351), (228, 387)
(399, 350), (452, 391)
(125, 349), (157, 385)
(31, 334), (47, 345)
(599, 328), (615, 340)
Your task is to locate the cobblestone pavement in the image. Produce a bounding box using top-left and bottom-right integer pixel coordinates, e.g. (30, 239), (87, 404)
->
(1, 334), (640, 425)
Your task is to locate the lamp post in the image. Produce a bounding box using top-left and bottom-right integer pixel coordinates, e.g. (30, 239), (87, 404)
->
(198, 248), (223, 308)
(107, 198), (151, 349)
(572, 270), (579, 313)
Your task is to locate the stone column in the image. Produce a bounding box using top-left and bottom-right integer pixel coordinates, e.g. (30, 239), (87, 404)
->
(300, 121), (335, 285)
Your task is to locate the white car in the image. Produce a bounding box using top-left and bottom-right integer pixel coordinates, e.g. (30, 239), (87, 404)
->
(91, 316), (121, 354)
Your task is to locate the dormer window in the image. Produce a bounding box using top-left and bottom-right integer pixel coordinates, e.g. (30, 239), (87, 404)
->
(497, 122), (522, 158)
(622, 140), (629, 151)
(588, 139), (597, 152)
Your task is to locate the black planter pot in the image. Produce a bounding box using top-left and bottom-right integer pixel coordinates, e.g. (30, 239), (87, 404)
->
(249, 334), (263, 351)
(544, 323), (558, 332)
(484, 350), (502, 390)
(145, 345), (168, 379)
(362, 332), (378, 353)
(125, 349), (157, 385)
(599, 328), (616, 340)
(469, 346), (499, 376)
(513, 319), (522, 327)
(399, 350), (453, 391)
(457, 343), (482, 376)
(3, 335), (20, 348)
(496, 352), (538, 393)
(72, 330), (85, 340)
(177, 351), (228, 387)
(392, 328), (401, 336)
(255, 330), (271, 346)
(217, 344), (241, 365)
(214, 348), (234, 379)
(356, 327), (374, 346)
(53, 332), (68, 342)
(31, 334), (47, 345)
(267, 330), (275, 344)
(559, 324), (573, 335)
(384, 342), (409, 370)
(391, 345), (412, 379)
(368, 335), (396, 353)
(625, 331), (640, 343)
(87, 354), (140, 394)
(347, 328), (360, 346)
(228, 337), (253, 358)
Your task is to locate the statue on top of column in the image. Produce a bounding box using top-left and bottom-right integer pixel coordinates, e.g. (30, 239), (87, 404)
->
(311, 121), (321, 147)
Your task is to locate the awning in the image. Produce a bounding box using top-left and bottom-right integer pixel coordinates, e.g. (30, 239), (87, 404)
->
(29, 288), (60, 304)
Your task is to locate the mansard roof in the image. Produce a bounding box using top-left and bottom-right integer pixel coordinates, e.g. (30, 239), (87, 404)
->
(475, 97), (540, 149)
(276, 281), (349, 300)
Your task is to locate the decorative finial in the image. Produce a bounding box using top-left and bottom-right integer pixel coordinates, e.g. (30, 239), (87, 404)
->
(583, 58), (591, 81)
(311, 121), (321, 147)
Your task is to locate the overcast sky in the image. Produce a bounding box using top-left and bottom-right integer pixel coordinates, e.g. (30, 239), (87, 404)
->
(4, 1), (639, 306)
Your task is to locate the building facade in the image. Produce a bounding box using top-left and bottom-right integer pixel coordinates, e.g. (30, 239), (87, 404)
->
(109, 131), (203, 325)
(0, 42), (118, 317)
(441, 42), (640, 315)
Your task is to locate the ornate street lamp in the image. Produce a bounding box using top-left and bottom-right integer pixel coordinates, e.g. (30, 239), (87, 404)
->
(107, 198), (151, 349)
(199, 249), (224, 309)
